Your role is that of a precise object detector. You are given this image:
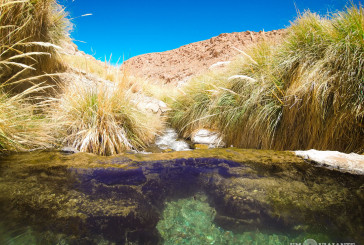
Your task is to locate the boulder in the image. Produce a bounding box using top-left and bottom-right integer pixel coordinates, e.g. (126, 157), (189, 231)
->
(134, 95), (170, 115)
(191, 129), (225, 148)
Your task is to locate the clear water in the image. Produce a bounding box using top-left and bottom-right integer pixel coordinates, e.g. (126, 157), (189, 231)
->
(157, 194), (331, 245)
(0, 150), (363, 244)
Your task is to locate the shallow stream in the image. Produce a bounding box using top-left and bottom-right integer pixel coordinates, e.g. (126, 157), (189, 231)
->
(0, 149), (363, 244)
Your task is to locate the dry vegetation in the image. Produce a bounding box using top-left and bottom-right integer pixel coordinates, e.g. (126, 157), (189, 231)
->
(0, 0), (163, 155)
(0, 0), (70, 82)
(50, 73), (163, 156)
(169, 5), (364, 153)
(62, 54), (179, 103)
(0, 0), (69, 153)
(2, 0), (363, 155)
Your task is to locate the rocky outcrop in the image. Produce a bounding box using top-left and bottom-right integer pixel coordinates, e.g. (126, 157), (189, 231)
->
(123, 30), (286, 84)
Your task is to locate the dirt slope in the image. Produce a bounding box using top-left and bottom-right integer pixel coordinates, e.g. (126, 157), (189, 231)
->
(123, 29), (286, 84)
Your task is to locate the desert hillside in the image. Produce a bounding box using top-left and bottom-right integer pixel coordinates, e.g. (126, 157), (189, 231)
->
(124, 29), (285, 84)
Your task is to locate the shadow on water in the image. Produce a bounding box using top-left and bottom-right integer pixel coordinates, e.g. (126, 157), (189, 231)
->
(0, 149), (363, 244)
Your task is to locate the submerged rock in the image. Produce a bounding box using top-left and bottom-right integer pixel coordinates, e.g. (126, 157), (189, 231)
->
(295, 149), (364, 175)
(157, 194), (330, 245)
(60, 146), (80, 154)
(0, 149), (363, 244)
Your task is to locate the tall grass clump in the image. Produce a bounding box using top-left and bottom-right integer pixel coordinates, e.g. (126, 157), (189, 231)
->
(0, 0), (71, 90)
(276, 5), (364, 152)
(0, 0), (70, 152)
(50, 73), (163, 156)
(0, 84), (52, 152)
(170, 40), (284, 148)
(0, 41), (54, 152)
(169, 4), (364, 153)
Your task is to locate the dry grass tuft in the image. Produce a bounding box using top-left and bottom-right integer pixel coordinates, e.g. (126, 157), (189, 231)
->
(0, 83), (53, 152)
(0, 0), (71, 91)
(0, 0), (69, 152)
(0, 0), (166, 155)
(50, 72), (163, 155)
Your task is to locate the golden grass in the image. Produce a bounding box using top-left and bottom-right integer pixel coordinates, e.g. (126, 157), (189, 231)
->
(50, 72), (163, 155)
(169, 5), (364, 153)
(0, 0), (69, 152)
(63, 53), (179, 103)
(0, 84), (53, 152)
(0, 0), (70, 87)
(62, 54), (121, 82)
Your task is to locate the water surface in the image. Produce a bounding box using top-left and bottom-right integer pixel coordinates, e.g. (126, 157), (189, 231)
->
(0, 149), (363, 244)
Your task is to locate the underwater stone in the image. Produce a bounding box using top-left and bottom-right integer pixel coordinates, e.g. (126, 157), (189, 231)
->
(71, 167), (147, 186)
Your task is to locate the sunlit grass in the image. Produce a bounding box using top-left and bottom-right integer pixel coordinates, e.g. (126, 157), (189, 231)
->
(63, 54), (179, 104)
(0, 0), (166, 155)
(0, 84), (53, 152)
(0, 0), (71, 152)
(50, 72), (163, 155)
(0, 0), (70, 80)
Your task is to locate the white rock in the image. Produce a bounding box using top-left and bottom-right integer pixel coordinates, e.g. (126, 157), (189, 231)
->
(295, 149), (364, 175)
(228, 75), (256, 82)
(191, 129), (225, 148)
(144, 102), (160, 113)
(209, 61), (231, 70)
(158, 100), (170, 112)
(158, 100), (167, 108)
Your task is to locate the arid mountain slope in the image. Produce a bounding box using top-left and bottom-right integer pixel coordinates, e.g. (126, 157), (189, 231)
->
(123, 29), (286, 84)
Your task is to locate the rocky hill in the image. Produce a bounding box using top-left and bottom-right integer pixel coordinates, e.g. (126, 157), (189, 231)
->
(123, 29), (286, 84)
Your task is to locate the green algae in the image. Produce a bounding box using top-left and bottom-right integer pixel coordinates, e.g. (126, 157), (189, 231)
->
(156, 194), (332, 245)
(0, 148), (307, 172)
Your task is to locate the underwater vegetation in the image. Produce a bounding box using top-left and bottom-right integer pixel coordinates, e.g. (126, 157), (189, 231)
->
(157, 194), (332, 245)
(169, 4), (364, 153)
(0, 150), (363, 243)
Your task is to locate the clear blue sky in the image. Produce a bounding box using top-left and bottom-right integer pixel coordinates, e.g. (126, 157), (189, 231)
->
(60, 0), (359, 64)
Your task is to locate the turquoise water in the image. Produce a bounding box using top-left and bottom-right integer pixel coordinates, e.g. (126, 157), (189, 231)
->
(157, 194), (331, 245)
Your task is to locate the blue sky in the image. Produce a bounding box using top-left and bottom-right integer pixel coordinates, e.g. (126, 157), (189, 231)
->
(61, 0), (359, 64)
